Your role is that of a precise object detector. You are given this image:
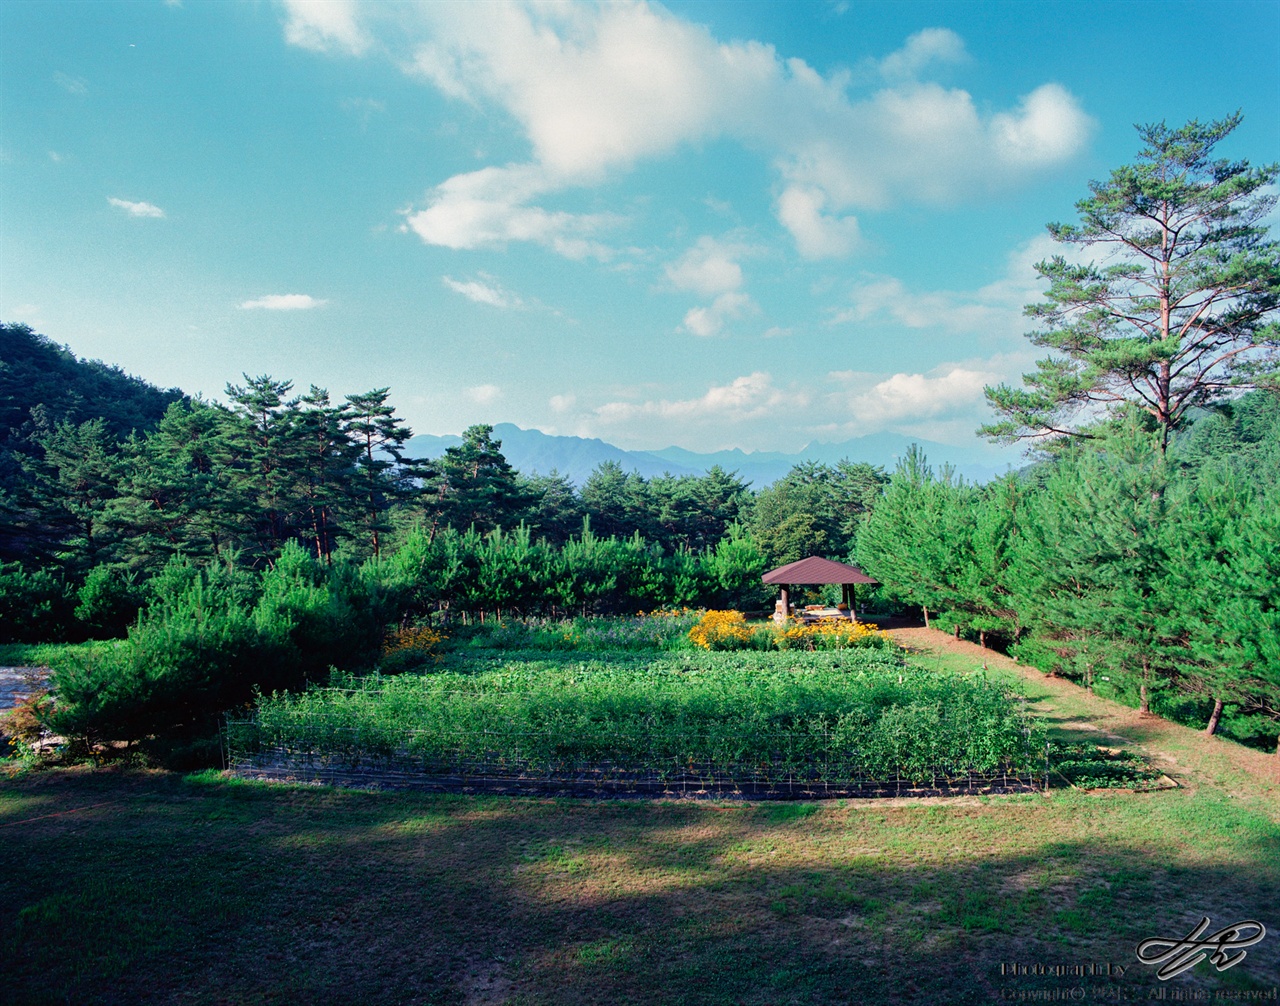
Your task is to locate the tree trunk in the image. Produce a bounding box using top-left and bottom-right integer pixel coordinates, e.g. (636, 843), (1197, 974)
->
(1205, 698), (1224, 736)
(979, 629), (986, 649)
(954, 625), (961, 640)
(1139, 681), (1150, 715)
(922, 605), (929, 629)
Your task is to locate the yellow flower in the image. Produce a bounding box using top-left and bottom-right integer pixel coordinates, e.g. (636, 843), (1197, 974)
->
(688, 610), (752, 649)
(382, 625), (447, 660)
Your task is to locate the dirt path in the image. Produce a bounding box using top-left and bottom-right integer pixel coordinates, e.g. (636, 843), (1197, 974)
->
(883, 625), (1280, 810)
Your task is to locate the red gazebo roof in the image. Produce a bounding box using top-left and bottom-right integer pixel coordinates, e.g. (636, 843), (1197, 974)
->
(761, 556), (877, 585)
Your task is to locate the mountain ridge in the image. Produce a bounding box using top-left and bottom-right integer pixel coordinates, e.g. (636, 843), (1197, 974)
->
(405, 423), (1021, 487)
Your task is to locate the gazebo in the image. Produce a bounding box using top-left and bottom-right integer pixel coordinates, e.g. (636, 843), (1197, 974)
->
(762, 556), (878, 623)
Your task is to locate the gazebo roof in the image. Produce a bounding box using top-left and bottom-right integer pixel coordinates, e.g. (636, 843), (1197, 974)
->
(762, 556), (878, 585)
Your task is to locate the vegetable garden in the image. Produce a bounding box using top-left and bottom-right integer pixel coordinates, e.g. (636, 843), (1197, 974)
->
(227, 647), (1047, 797)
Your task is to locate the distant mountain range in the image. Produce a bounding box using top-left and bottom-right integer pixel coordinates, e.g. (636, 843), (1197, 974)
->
(405, 423), (1023, 487)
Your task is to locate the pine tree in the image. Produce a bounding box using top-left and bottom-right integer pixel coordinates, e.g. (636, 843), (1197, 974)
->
(983, 113), (1280, 454)
(1009, 430), (1173, 711)
(222, 375), (305, 558)
(429, 424), (534, 536)
(108, 400), (237, 565)
(1158, 464), (1280, 743)
(295, 387), (360, 561)
(24, 417), (123, 570)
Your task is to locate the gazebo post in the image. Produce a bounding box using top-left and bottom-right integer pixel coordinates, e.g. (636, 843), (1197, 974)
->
(777, 585), (789, 623)
(842, 583), (855, 621)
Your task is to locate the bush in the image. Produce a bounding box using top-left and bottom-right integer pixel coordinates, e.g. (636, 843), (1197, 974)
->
(1008, 635), (1070, 675)
(0, 563), (74, 643)
(74, 564), (145, 638)
(687, 610), (758, 650)
(0, 683), (54, 761)
(381, 625), (448, 673)
(774, 618), (893, 651)
(52, 573), (275, 751)
(49, 546), (392, 763)
(458, 612), (700, 653)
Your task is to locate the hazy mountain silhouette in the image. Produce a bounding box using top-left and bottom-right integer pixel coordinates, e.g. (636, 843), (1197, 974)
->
(405, 423), (1020, 486)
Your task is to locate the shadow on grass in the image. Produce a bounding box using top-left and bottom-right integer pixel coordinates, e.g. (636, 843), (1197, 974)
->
(1, 769), (1277, 1005)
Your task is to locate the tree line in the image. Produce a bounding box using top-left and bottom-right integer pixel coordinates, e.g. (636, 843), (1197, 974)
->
(0, 322), (892, 640)
(856, 399), (1280, 752)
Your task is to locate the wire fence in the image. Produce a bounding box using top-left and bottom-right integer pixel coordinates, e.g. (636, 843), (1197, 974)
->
(224, 720), (1046, 800)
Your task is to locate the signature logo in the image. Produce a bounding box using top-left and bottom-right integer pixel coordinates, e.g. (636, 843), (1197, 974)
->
(1136, 917), (1267, 980)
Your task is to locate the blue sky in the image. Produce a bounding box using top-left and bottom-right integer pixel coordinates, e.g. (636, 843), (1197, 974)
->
(2, 1), (1277, 459)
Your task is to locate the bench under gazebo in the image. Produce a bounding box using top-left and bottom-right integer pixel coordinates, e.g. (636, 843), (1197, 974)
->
(762, 556), (878, 623)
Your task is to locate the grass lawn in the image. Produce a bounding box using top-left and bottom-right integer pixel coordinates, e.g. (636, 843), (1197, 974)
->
(2, 631), (1278, 1004)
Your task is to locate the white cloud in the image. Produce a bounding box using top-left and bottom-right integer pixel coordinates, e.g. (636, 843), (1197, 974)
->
(559, 359), (1033, 452)
(776, 186), (862, 259)
(683, 292), (755, 337)
(876, 28), (968, 82)
(842, 367), (998, 424)
(238, 293), (327, 310)
(442, 274), (523, 309)
(467, 383), (502, 405)
(404, 164), (616, 258)
(992, 85), (1094, 167)
(549, 393), (576, 413)
(286, 4), (1092, 260)
(665, 236), (744, 297)
(108, 197), (165, 218)
(281, 0), (370, 55)
(594, 372), (806, 424)
(829, 234), (1060, 342)
(340, 96), (385, 124)
(53, 71), (87, 94)
(48, 151), (65, 163)
(664, 235), (758, 334)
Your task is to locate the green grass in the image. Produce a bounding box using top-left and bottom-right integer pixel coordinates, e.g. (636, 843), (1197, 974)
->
(1, 767), (1276, 1004)
(0, 639), (118, 668)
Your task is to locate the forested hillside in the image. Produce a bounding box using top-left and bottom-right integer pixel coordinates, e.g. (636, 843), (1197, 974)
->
(0, 323), (184, 443)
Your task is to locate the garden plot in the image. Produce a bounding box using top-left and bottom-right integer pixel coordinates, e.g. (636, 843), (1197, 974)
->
(228, 650), (1047, 797)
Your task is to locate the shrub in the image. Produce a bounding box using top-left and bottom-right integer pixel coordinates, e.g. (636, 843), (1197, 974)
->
(459, 612), (700, 653)
(774, 618), (892, 651)
(381, 625), (448, 673)
(52, 574), (274, 751)
(49, 546), (391, 764)
(0, 563), (74, 643)
(74, 564), (145, 638)
(1, 683), (53, 761)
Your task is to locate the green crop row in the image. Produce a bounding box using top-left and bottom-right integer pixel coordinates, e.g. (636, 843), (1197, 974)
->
(232, 651), (1043, 784)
